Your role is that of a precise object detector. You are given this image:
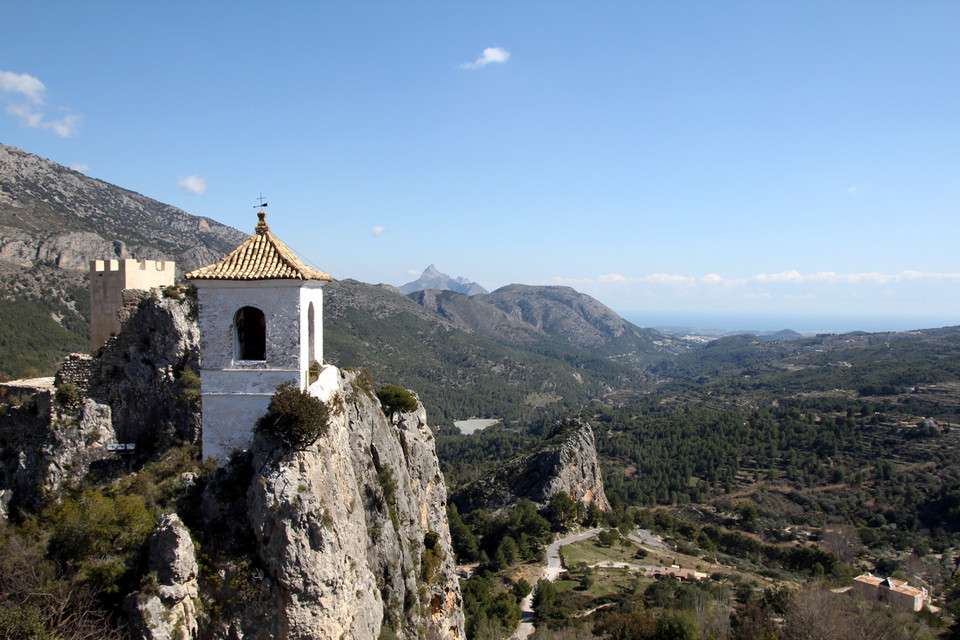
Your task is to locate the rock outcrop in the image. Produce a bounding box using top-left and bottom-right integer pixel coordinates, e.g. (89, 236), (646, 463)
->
(0, 387), (116, 517)
(129, 514), (201, 640)
(451, 420), (611, 515)
(83, 289), (202, 448)
(399, 265), (488, 296)
(195, 368), (464, 640)
(0, 288), (200, 516)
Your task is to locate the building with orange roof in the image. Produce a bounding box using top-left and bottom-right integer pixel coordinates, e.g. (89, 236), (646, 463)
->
(186, 208), (335, 459)
(852, 573), (930, 612)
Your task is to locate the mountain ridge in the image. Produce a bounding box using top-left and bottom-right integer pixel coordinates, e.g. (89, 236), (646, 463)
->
(0, 142), (249, 377)
(399, 264), (487, 296)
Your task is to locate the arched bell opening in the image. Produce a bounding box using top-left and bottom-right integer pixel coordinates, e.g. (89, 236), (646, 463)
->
(235, 306), (266, 361)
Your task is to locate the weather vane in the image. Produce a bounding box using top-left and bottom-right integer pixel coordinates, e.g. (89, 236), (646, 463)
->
(255, 193), (269, 209)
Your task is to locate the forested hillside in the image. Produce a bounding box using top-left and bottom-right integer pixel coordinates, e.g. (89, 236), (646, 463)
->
(438, 326), (960, 638)
(323, 279), (648, 422)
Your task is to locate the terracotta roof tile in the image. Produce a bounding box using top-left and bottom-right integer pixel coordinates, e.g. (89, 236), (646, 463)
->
(186, 211), (333, 282)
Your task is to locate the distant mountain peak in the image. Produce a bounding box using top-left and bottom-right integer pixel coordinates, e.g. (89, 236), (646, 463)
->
(399, 265), (487, 296)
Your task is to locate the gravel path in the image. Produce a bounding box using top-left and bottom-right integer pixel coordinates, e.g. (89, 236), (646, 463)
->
(512, 528), (602, 640)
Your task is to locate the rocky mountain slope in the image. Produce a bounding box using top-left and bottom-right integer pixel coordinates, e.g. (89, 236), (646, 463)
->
(324, 279), (648, 423)
(0, 142), (247, 379)
(399, 264), (487, 296)
(0, 143), (246, 272)
(413, 284), (693, 368)
(450, 420), (610, 515)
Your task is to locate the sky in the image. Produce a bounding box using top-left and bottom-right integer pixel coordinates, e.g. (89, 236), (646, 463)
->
(2, 1), (958, 333)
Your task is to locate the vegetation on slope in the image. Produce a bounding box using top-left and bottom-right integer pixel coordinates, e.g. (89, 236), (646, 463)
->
(0, 265), (89, 378)
(438, 328), (960, 638)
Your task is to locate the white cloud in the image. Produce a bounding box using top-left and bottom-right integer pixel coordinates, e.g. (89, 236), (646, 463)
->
(848, 186), (860, 196)
(642, 273), (695, 286)
(599, 273), (627, 283)
(42, 114), (82, 138)
(177, 175), (207, 195)
(0, 71), (45, 103)
(1, 70), (81, 137)
(551, 268), (960, 320)
(372, 225), (387, 236)
(460, 47), (510, 70)
(70, 163), (90, 173)
(6, 103), (43, 128)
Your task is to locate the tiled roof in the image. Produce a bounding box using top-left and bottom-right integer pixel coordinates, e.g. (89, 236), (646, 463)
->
(186, 211), (333, 282)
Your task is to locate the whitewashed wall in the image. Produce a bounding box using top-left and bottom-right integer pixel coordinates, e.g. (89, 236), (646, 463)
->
(193, 279), (320, 460)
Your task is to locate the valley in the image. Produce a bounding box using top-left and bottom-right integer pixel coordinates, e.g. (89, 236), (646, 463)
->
(2, 143), (959, 639)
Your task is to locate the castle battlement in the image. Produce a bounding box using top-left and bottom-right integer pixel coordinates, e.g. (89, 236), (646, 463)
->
(90, 258), (173, 275)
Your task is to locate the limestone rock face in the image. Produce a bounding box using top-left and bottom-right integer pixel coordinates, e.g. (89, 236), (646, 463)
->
(0, 290), (198, 517)
(247, 396), (383, 640)
(83, 289), (202, 447)
(0, 390), (117, 516)
(200, 368), (464, 640)
(341, 371), (464, 639)
(451, 420), (611, 515)
(129, 514), (200, 640)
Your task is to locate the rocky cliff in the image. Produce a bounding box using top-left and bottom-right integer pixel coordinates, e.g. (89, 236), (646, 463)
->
(1, 290), (466, 638)
(192, 368), (464, 640)
(450, 420), (610, 515)
(0, 288), (200, 517)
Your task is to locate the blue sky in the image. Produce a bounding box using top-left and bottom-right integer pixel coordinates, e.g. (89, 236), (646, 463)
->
(2, 1), (958, 332)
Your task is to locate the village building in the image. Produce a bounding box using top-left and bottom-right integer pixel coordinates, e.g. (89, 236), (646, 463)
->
(89, 259), (175, 351)
(186, 208), (336, 460)
(651, 565), (708, 582)
(852, 572), (931, 612)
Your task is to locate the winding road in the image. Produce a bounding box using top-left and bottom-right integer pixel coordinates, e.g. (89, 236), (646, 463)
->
(509, 528), (670, 639)
(511, 528), (602, 640)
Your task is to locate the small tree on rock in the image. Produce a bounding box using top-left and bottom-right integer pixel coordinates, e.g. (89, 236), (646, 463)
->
(376, 384), (418, 417)
(257, 382), (332, 448)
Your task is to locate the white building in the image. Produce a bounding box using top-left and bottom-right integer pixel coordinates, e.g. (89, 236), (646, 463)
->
(186, 209), (335, 460)
(852, 572), (931, 612)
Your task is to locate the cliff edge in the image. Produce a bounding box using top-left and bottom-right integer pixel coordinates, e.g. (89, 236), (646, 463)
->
(450, 420), (611, 516)
(188, 368), (465, 640)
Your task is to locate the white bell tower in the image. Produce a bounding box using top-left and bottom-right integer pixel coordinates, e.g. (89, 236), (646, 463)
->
(186, 208), (334, 460)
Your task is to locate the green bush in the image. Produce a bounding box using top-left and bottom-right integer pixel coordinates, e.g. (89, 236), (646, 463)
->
(177, 367), (201, 402)
(162, 284), (184, 301)
(375, 384), (418, 417)
(54, 382), (81, 409)
(257, 382), (332, 449)
(45, 490), (155, 593)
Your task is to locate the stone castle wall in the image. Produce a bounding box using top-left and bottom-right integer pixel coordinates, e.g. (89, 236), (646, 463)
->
(90, 259), (175, 351)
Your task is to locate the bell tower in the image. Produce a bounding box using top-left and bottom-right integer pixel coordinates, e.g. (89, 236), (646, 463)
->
(186, 207), (334, 460)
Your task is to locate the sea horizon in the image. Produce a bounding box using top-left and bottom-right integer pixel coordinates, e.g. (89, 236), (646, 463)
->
(623, 312), (958, 336)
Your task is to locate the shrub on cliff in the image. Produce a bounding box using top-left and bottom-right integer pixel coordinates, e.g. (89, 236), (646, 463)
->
(257, 382), (332, 448)
(375, 384), (418, 417)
